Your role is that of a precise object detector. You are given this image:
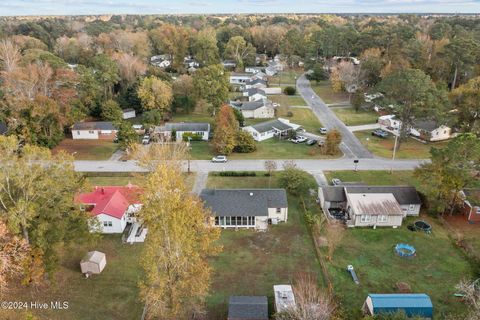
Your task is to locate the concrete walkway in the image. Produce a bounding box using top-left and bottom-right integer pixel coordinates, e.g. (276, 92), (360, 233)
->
(312, 171), (328, 186)
(347, 123), (380, 132)
(109, 149), (125, 161)
(192, 171), (208, 195)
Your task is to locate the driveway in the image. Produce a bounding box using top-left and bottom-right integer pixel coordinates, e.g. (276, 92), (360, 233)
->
(347, 123), (380, 132)
(296, 74), (373, 159)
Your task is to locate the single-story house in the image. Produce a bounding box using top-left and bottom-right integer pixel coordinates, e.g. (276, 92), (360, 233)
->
(410, 120), (452, 142)
(231, 100), (275, 119)
(80, 251), (106, 275)
(253, 71), (268, 81)
(153, 122), (210, 141)
(378, 115), (401, 133)
(0, 122), (7, 135)
(122, 108), (136, 120)
(268, 60), (284, 72)
(243, 118), (301, 141)
(230, 73), (253, 85)
(318, 185), (422, 228)
(460, 189), (480, 223)
(273, 285), (296, 314)
(200, 189), (288, 231)
(76, 184), (144, 237)
(243, 88), (267, 102)
(222, 60), (237, 70)
(245, 78), (267, 90)
(363, 294), (433, 319)
(72, 121), (118, 140)
(265, 66), (278, 76)
(245, 66), (264, 74)
(228, 296), (268, 320)
(150, 55), (172, 68)
(184, 57), (200, 68)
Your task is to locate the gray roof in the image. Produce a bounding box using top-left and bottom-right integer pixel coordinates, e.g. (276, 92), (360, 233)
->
(200, 189), (287, 217)
(122, 108), (135, 113)
(156, 122), (210, 132)
(246, 78), (267, 86)
(73, 121), (116, 131)
(246, 88), (266, 97)
(228, 296), (268, 320)
(413, 119), (442, 132)
(250, 119), (293, 134)
(321, 186), (347, 202)
(235, 100), (271, 111)
(345, 186), (421, 205)
(0, 122), (7, 135)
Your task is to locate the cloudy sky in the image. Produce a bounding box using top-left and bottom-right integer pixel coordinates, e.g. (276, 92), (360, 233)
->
(1, 0), (479, 16)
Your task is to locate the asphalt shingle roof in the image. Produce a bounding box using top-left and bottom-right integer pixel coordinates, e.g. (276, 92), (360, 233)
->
(73, 121), (116, 131)
(200, 189), (287, 217)
(228, 296), (268, 320)
(235, 100), (272, 111)
(156, 122), (210, 132)
(321, 186), (347, 202)
(250, 119), (293, 133)
(345, 186), (421, 205)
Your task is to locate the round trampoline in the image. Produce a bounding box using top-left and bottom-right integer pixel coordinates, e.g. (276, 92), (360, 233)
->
(395, 243), (416, 257)
(414, 220), (432, 233)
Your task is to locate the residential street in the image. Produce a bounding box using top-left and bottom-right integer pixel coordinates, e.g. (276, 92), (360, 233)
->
(296, 74), (374, 159)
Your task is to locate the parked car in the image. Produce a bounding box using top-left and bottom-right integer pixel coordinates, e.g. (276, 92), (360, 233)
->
(142, 135), (151, 145)
(319, 127), (327, 135)
(371, 129), (389, 138)
(212, 155), (227, 163)
(306, 139), (317, 146)
(332, 178), (342, 185)
(290, 136), (308, 144)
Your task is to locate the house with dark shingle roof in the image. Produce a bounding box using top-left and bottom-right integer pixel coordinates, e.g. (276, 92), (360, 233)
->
(153, 122), (210, 141)
(0, 122), (8, 135)
(231, 100), (275, 119)
(242, 118), (301, 141)
(410, 119), (453, 142)
(228, 296), (268, 320)
(200, 189), (288, 230)
(243, 88), (267, 102)
(72, 121), (118, 140)
(245, 78), (267, 90)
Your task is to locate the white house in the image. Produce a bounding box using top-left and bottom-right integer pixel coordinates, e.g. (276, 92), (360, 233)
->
(245, 66), (264, 74)
(378, 115), (401, 133)
(122, 108), (136, 120)
(263, 87), (282, 95)
(72, 122), (118, 140)
(231, 100), (275, 119)
(222, 60), (237, 70)
(150, 55), (172, 68)
(243, 118), (301, 141)
(200, 189), (288, 231)
(230, 73), (252, 85)
(265, 66), (278, 76)
(244, 78), (267, 90)
(243, 88), (267, 101)
(410, 120), (453, 142)
(274, 285), (296, 314)
(76, 185), (146, 242)
(153, 122), (210, 141)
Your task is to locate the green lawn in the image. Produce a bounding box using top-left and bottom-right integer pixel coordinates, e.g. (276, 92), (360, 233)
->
(268, 94), (307, 107)
(277, 108), (322, 133)
(171, 112), (215, 125)
(332, 107), (379, 126)
(325, 216), (472, 319)
(53, 139), (118, 160)
(205, 172), (324, 319)
(1, 236), (144, 320)
(311, 80), (350, 105)
(267, 70), (303, 85)
(324, 170), (421, 188)
(354, 130), (447, 159)
(190, 139), (340, 160)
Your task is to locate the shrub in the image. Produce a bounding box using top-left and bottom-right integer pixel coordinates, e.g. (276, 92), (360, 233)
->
(182, 132), (203, 142)
(286, 111), (294, 117)
(283, 86), (296, 95)
(279, 167), (316, 195)
(234, 131), (256, 153)
(217, 171), (257, 177)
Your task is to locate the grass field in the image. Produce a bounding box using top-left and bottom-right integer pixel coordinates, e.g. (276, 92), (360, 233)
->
(354, 130), (448, 159)
(276, 107), (322, 133)
(171, 112), (215, 125)
(84, 173), (196, 191)
(324, 170), (421, 188)
(268, 70), (303, 85)
(205, 172), (324, 319)
(53, 139), (118, 160)
(325, 216), (472, 319)
(268, 94), (307, 107)
(0, 236), (144, 320)
(190, 139), (339, 160)
(332, 107), (378, 126)
(311, 80), (350, 105)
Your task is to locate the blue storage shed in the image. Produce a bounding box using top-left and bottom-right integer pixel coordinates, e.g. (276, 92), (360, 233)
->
(363, 293), (433, 318)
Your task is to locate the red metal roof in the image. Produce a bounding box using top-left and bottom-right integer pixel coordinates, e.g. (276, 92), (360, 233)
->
(76, 185), (142, 219)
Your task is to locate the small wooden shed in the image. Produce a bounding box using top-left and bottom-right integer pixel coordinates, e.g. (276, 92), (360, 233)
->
(80, 251), (106, 275)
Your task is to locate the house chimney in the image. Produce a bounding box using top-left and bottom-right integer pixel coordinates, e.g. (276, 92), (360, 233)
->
(101, 187), (105, 194)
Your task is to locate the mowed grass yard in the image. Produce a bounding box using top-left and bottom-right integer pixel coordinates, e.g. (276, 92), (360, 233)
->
(276, 106), (322, 133)
(326, 217), (473, 319)
(205, 173), (324, 319)
(332, 107), (379, 126)
(190, 139), (339, 160)
(53, 139), (118, 160)
(324, 170), (421, 188)
(354, 130), (448, 159)
(1, 236), (144, 320)
(267, 69), (303, 85)
(268, 94), (307, 107)
(311, 80), (350, 105)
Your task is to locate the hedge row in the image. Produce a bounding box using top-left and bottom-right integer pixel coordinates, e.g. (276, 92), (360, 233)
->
(216, 171), (257, 177)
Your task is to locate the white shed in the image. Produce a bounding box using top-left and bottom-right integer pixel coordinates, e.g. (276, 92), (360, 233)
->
(274, 285), (296, 313)
(80, 251), (106, 275)
(122, 108), (136, 120)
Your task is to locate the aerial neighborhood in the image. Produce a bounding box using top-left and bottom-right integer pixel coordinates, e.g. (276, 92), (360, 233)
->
(0, 7), (479, 320)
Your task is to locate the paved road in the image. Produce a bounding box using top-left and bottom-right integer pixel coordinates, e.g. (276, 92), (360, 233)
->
(296, 74), (374, 159)
(74, 158), (427, 173)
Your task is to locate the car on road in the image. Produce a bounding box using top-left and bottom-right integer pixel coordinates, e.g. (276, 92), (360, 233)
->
(319, 127), (327, 135)
(371, 129), (389, 138)
(306, 139), (317, 146)
(290, 136), (308, 144)
(142, 135), (151, 145)
(211, 155), (227, 163)
(332, 178), (342, 185)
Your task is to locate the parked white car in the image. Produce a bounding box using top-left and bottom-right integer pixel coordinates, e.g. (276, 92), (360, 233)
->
(290, 136), (308, 144)
(332, 178), (342, 185)
(212, 155), (228, 163)
(142, 135), (151, 145)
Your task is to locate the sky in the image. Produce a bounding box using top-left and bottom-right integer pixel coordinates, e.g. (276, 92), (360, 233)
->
(0, 0), (480, 16)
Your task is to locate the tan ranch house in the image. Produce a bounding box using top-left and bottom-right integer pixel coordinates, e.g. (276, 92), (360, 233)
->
(200, 189), (288, 231)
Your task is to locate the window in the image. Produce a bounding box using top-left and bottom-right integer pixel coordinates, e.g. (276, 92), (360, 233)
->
(225, 217), (231, 226)
(378, 215), (387, 223)
(242, 217), (248, 225)
(276, 208), (281, 213)
(219, 216), (225, 226)
(248, 216), (255, 225)
(77, 131), (80, 135)
(103, 221), (113, 227)
(88, 130), (94, 134)
(360, 215), (371, 223)
(409, 204), (415, 211)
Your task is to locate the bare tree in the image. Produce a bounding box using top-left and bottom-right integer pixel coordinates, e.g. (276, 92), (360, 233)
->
(0, 39), (21, 73)
(325, 221), (345, 262)
(275, 274), (334, 320)
(456, 279), (480, 320)
(264, 160), (277, 187)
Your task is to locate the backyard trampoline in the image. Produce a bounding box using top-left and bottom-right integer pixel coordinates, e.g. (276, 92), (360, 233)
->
(395, 243), (416, 257)
(414, 220), (432, 233)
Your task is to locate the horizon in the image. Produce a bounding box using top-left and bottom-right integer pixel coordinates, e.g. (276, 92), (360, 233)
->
(1, 0), (480, 16)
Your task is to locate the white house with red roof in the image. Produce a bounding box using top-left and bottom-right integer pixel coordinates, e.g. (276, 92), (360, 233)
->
(76, 184), (144, 238)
